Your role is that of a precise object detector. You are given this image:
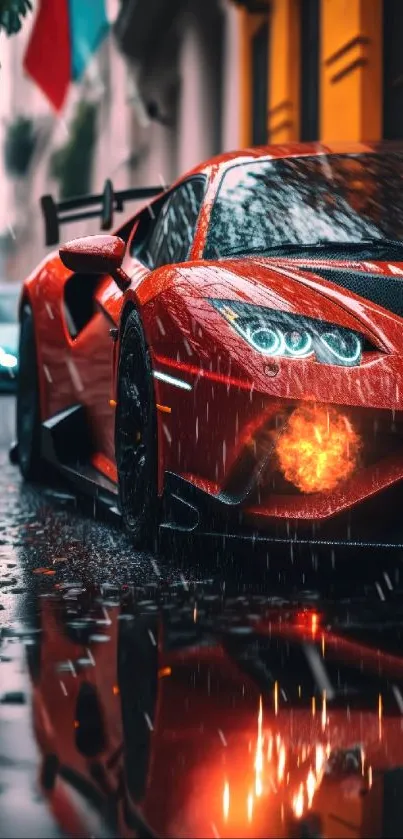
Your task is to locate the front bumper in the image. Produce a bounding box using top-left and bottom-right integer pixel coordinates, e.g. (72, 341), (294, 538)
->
(160, 470), (403, 551)
(154, 337), (403, 524)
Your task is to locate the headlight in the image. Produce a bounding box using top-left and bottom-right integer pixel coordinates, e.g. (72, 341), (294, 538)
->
(210, 300), (368, 367)
(0, 347), (18, 369)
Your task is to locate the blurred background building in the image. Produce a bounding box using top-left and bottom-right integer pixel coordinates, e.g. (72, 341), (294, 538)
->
(0, 0), (402, 282)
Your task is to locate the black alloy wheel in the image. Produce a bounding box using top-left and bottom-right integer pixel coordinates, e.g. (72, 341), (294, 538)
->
(115, 310), (158, 549)
(16, 303), (43, 480)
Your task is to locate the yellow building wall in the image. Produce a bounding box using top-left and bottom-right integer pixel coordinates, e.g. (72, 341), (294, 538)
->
(236, 0), (383, 146)
(267, 0), (301, 143)
(238, 0), (300, 145)
(320, 0), (382, 141)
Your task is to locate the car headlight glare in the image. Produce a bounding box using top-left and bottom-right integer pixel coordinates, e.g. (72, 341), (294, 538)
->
(0, 347), (18, 369)
(210, 300), (367, 367)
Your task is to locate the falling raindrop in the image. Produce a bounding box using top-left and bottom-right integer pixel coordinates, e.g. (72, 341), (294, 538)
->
(222, 782), (230, 822)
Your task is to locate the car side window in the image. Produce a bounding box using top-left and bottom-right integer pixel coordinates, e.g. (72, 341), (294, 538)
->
(146, 178), (206, 268)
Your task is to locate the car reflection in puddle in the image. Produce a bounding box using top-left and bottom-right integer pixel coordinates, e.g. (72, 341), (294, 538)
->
(22, 580), (403, 839)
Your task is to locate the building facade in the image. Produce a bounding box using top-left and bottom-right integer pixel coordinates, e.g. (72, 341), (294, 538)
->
(115, 0), (401, 156)
(1, 0), (403, 282)
(0, 0), (133, 281)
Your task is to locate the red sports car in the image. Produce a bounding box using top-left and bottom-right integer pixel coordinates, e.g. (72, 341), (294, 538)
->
(14, 142), (403, 548)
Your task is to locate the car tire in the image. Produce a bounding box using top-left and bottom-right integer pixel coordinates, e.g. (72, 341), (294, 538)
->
(118, 611), (158, 804)
(16, 303), (43, 481)
(115, 310), (158, 549)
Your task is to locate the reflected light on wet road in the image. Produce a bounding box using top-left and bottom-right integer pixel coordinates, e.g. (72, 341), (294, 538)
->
(2, 396), (403, 838)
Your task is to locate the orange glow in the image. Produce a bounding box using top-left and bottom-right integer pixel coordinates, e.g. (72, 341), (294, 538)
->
(223, 782), (230, 821)
(311, 612), (318, 637)
(276, 405), (361, 493)
(306, 769), (316, 808)
(247, 792), (254, 823)
(312, 696), (316, 717)
(291, 751), (326, 821)
(212, 715), (336, 831)
(255, 776), (263, 797)
(368, 765), (373, 789)
(32, 567), (56, 576)
(321, 691), (327, 732)
(274, 681), (279, 716)
(158, 667), (172, 678)
(255, 696), (264, 796)
(112, 684), (120, 695)
(315, 744), (325, 777)
(292, 784), (305, 819)
(277, 743), (286, 782)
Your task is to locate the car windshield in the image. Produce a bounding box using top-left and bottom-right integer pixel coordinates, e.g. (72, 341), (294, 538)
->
(0, 291), (19, 324)
(204, 153), (403, 259)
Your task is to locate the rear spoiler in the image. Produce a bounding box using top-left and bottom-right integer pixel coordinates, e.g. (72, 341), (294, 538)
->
(40, 178), (169, 246)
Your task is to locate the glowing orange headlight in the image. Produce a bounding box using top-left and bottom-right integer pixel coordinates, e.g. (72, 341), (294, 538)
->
(276, 404), (361, 494)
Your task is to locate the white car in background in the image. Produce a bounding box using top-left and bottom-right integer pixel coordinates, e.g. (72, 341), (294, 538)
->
(0, 283), (19, 392)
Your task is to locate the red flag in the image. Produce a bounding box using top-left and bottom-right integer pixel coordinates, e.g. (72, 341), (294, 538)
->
(23, 0), (71, 112)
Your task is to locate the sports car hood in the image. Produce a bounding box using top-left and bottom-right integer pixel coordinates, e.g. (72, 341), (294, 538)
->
(271, 256), (403, 318)
(264, 256), (403, 350)
(184, 255), (403, 351)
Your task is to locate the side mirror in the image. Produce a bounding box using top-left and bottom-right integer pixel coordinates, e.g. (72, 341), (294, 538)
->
(59, 234), (130, 291)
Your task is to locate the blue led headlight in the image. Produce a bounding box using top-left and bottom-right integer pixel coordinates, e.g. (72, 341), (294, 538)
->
(210, 300), (369, 367)
(317, 330), (361, 365)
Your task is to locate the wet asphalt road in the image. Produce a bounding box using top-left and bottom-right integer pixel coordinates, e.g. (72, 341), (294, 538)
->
(0, 394), (164, 839)
(0, 395), (156, 623)
(3, 393), (403, 837)
(0, 394), (203, 613)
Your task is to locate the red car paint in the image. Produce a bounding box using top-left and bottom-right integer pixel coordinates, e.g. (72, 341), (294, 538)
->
(19, 142), (403, 527)
(30, 589), (403, 839)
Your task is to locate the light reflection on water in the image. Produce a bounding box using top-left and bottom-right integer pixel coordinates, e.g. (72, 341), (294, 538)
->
(1, 578), (403, 838)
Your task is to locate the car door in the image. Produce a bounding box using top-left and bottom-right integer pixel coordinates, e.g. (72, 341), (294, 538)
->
(76, 178), (206, 477)
(82, 193), (175, 473)
(63, 221), (140, 475)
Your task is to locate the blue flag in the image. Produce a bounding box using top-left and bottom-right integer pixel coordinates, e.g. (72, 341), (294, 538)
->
(69, 0), (110, 82)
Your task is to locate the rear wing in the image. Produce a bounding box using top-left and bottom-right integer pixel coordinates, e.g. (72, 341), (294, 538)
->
(40, 178), (169, 246)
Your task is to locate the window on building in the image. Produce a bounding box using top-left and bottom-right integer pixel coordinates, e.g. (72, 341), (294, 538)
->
(383, 0), (403, 139)
(252, 21), (270, 145)
(300, 0), (320, 141)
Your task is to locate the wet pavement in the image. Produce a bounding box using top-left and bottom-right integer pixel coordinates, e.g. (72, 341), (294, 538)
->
(2, 394), (403, 837)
